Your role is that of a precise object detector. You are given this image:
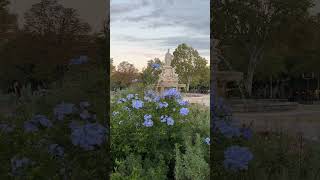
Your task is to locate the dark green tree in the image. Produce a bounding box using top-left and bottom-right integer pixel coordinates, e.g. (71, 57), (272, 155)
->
(142, 58), (163, 85)
(172, 43), (208, 91)
(212, 0), (313, 96)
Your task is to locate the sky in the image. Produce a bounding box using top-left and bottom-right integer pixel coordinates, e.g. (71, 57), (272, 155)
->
(110, 0), (210, 71)
(8, 0), (106, 33)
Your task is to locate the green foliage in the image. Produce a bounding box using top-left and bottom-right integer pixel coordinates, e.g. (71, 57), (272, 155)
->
(111, 90), (209, 179)
(0, 64), (109, 178)
(111, 154), (167, 180)
(142, 58), (163, 85)
(111, 61), (140, 90)
(175, 134), (210, 180)
(172, 43), (208, 91)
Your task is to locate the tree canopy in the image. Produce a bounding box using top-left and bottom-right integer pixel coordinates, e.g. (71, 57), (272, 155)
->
(172, 43), (208, 91)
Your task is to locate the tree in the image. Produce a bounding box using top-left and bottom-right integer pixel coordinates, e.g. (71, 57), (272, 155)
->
(0, 0), (18, 49)
(22, 0), (91, 65)
(0, 0), (95, 91)
(212, 0), (313, 96)
(111, 61), (139, 89)
(172, 43), (208, 91)
(142, 58), (163, 85)
(24, 0), (90, 39)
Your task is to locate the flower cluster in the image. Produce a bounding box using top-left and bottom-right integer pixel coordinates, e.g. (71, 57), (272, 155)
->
(223, 146), (253, 171)
(177, 99), (189, 106)
(11, 156), (31, 176)
(160, 115), (174, 126)
(132, 100), (144, 109)
(179, 108), (189, 116)
(214, 120), (240, 138)
(70, 123), (107, 151)
(143, 114), (153, 127)
(163, 88), (181, 99)
(144, 90), (160, 102)
(213, 97), (254, 172)
(0, 123), (14, 133)
(24, 115), (52, 133)
(151, 63), (161, 70)
(158, 101), (168, 108)
(113, 89), (189, 129)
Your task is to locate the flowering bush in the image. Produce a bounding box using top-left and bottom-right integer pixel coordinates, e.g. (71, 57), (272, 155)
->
(0, 65), (110, 179)
(211, 97), (254, 178)
(0, 100), (109, 179)
(111, 88), (210, 179)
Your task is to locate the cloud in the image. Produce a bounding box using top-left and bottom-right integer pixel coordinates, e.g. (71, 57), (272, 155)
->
(123, 8), (162, 22)
(112, 0), (209, 35)
(114, 34), (209, 52)
(110, 0), (150, 15)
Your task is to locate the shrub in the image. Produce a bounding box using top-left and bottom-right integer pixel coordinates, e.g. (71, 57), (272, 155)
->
(111, 88), (210, 179)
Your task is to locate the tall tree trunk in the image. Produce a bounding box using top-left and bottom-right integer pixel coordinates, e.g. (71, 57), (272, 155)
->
(244, 46), (263, 97)
(244, 58), (256, 97)
(186, 76), (192, 92)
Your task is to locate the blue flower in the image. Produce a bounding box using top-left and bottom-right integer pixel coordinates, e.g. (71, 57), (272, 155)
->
(158, 102), (168, 108)
(112, 111), (119, 116)
(127, 94), (134, 100)
(144, 114), (152, 121)
(79, 101), (90, 109)
(166, 117), (174, 126)
(204, 137), (210, 145)
(32, 115), (52, 128)
(71, 123), (107, 151)
(153, 96), (160, 102)
(151, 63), (161, 69)
(179, 108), (189, 116)
(132, 100), (144, 109)
(24, 115), (52, 132)
(223, 146), (253, 171)
(143, 119), (153, 127)
(143, 114), (153, 127)
(214, 120), (240, 138)
(241, 127), (253, 140)
(48, 144), (64, 157)
(117, 98), (127, 104)
(144, 90), (160, 102)
(0, 123), (14, 133)
(11, 156), (31, 176)
(80, 110), (91, 120)
(53, 102), (76, 121)
(163, 88), (181, 99)
(160, 115), (168, 123)
(177, 99), (189, 106)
